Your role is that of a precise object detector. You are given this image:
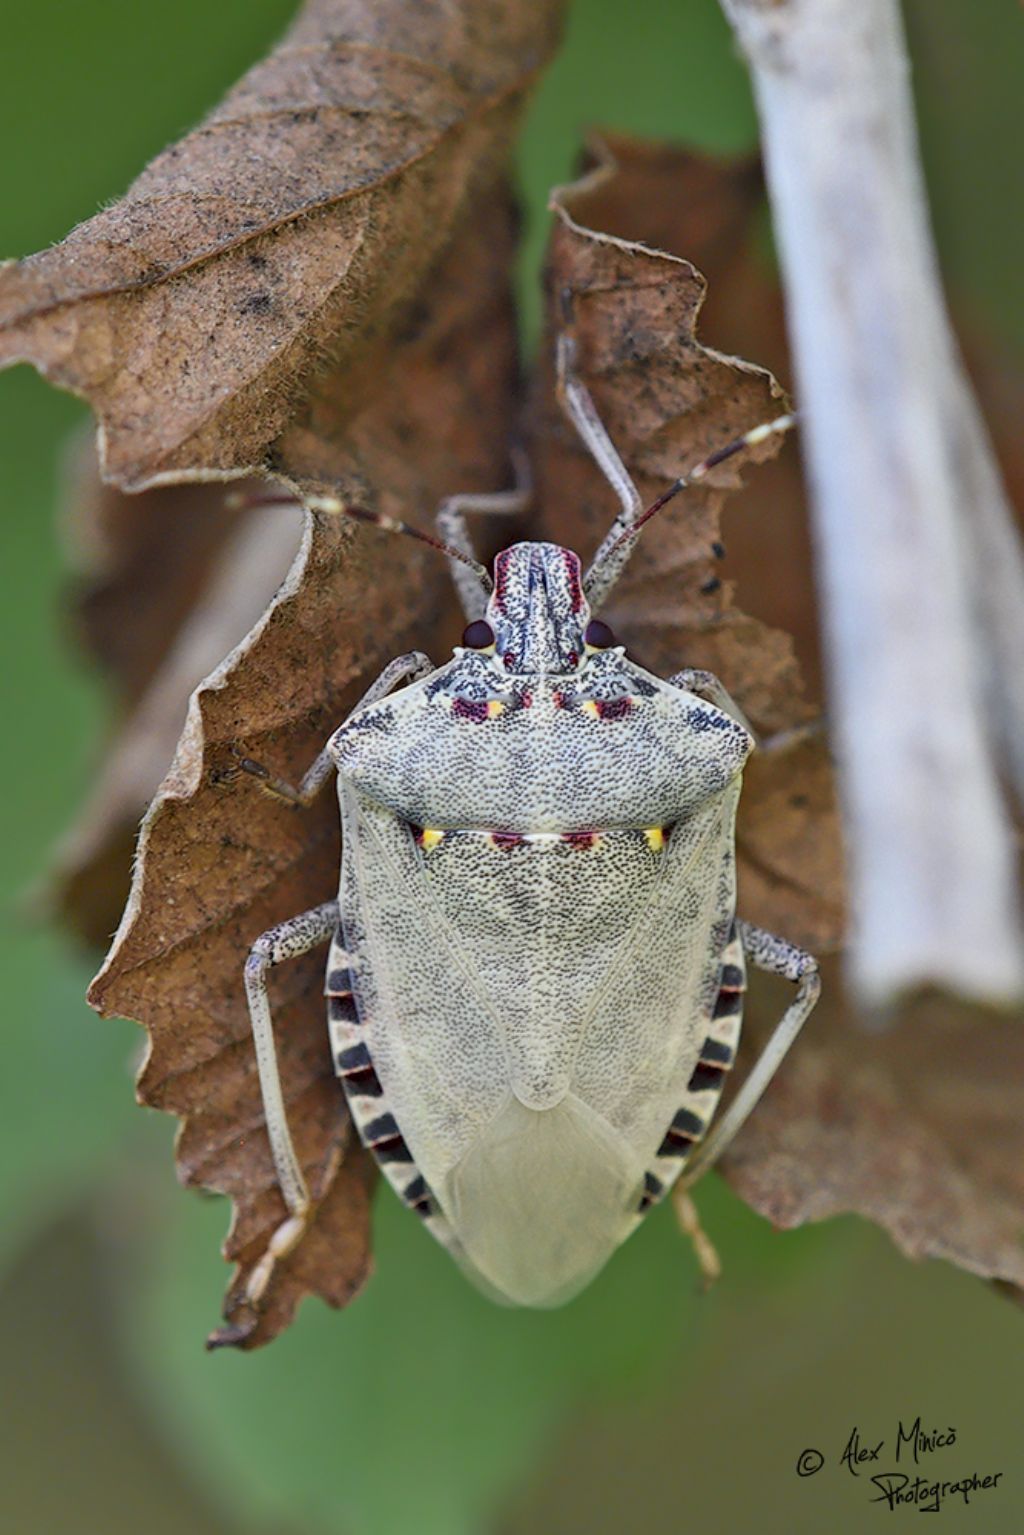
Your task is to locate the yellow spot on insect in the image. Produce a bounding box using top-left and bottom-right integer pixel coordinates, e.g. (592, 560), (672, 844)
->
(644, 827), (666, 852)
(582, 699), (600, 719)
(420, 828), (445, 851)
(486, 699), (506, 718)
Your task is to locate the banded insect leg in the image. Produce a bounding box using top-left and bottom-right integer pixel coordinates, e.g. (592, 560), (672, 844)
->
(230, 900), (341, 1325)
(680, 921), (820, 1190)
(232, 650), (435, 806)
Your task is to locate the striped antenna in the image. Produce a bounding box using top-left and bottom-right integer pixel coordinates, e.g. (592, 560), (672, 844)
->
(583, 412), (797, 603)
(614, 414), (796, 552)
(225, 487), (492, 592)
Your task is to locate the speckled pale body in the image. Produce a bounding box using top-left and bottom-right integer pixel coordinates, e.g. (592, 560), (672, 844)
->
(326, 542), (754, 1305)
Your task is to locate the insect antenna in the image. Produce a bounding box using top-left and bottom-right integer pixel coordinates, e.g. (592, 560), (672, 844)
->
(619, 413), (797, 546)
(225, 487), (493, 592)
(582, 412), (797, 602)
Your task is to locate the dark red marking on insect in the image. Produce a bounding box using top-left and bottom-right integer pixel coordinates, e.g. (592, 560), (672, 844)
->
(595, 696), (633, 721)
(328, 994), (358, 1025)
(343, 1068), (383, 1097)
(520, 688), (533, 709)
(492, 549), (512, 612)
(453, 698), (491, 722)
(566, 650), (579, 667)
(563, 831), (599, 850)
(490, 831), (524, 851)
(503, 650), (516, 669)
(562, 548), (585, 612)
(553, 690), (566, 709)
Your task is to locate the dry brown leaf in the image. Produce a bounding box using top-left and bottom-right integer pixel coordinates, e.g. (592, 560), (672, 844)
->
(52, 440), (296, 948)
(60, 429), (249, 708)
(732, 967), (1024, 1296)
(0, 0), (562, 490)
(532, 134), (844, 952)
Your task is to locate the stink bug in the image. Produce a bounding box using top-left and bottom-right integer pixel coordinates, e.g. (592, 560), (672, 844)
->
(234, 334), (820, 1318)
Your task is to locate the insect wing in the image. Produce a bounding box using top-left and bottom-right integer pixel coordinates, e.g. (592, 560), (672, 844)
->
(335, 765), (742, 1306)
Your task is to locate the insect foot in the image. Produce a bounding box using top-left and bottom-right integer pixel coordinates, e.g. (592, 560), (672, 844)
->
(206, 1211), (313, 1351)
(672, 1186), (723, 1290)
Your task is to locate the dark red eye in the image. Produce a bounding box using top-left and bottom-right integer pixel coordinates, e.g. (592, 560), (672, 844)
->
(584, 618), (616, 649)
(462, 619), (495, 649)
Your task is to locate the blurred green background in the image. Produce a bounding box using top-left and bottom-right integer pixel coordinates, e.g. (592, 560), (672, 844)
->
(1, 2), (1022, 1532)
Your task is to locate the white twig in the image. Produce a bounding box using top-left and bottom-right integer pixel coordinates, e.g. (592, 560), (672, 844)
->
(719, 0), (1024, 1005)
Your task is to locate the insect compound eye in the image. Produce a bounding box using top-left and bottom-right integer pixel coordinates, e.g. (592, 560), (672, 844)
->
(584, 618), (617, 650)
(461, 619), (495, 650)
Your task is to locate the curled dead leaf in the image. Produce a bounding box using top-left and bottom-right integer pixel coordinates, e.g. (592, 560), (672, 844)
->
(0, 0), (563, 490)
(18, 55), (1023, 1339)
(52, 438), (299, 948)
(733, 967), (1024, 1297)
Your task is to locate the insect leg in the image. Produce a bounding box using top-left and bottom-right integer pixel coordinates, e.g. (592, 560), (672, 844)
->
(667, 667), (754, 735)
(680, 921), (820, 1188)
(669, 667), (826, 758)
(242, 899), (340, 1309)
(233, 650), (435, 805)
(757, 719), (826, 756)
(436, 449), (533, 621)
(557, 334), (645, 611)
(671, 1185), (723, 1289)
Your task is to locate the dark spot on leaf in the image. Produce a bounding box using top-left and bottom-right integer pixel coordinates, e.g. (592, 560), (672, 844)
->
(239, 292), (273, 317)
